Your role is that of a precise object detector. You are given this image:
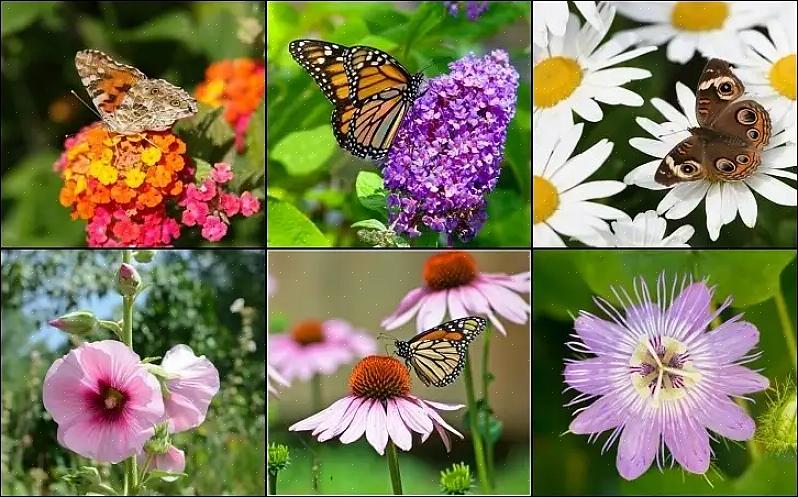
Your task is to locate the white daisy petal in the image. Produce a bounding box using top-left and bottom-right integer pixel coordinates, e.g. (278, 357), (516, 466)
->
(588, 45), (657, 71)
(533, 222), (566, 247)
(766, 20), (792, 55)
(547, 208), (610, 239)
(624, 160), (671, 190)
(615, 24), (677, 45)
(573, 1), (603, 31)
(650, 98), (691, 128)
(559, 180), (626, 202)
(550, 140), (613, 192)
(662, 225), (695, 246)
(705, 183), (723, 241)
(584, 67), (652, 86)
(740, 30), (779, 62)
(589, 86), (644, 106)
(629, 137), (675, 158)
(571, 96), (604, 122)
(666, 35), (697, 63)
(745, 175), (798, 206)
(730, 181), (758, 228)
(763, 169), (797, 180)
(615, 3), (672, 23)
(674, 82), (697, 123)
(544, 122), (584, 178)
(659, 182), (710, 219)
(720, 182), (738, 225)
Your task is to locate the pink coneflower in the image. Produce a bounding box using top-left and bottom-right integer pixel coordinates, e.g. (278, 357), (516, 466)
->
(269, 319), (377, 382)
(289, 355), (464, 454)
(42, 340), (164, 463)
(381, 251), (530, 334)
(564, 275), (770, 480)
(158, 344), (220, 433)
(268, 364), (290, 396)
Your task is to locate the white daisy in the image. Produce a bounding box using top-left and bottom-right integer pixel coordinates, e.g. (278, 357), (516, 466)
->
(732, 13), (797, 132)
(533, 1), (603, 48)
(624, 81), (797, 241)
(533, 121), (628, 247)
(533, 3), (657, 135)
(586, 210), (695, 247)
(615, 1), (779, 64)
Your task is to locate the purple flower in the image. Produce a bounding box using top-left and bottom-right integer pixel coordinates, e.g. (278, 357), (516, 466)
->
(443, 1), (489, 20)
(564, 275), (770, 480)
(383, 50), (518, 242)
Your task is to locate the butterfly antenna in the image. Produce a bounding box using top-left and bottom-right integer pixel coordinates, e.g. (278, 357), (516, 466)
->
(70, 90), (103, 120)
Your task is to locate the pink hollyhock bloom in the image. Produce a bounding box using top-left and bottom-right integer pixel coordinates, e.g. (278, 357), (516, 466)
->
(290, 356), (464, 454)
(268, 364), (290, 397)
(381, 251), (530, 335)
(211, 163), (234, 184)
(137, 444), (186, 476)
(564, 275), (770, 480)
(240, 191), (260, 216)
(269, 319), (376, 382)
(42, 340), (164, 463)
(159, 344), (220, 433)
(201, 215), (228, 241)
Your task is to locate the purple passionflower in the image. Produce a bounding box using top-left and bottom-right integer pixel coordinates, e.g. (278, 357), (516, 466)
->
(564, 274), (769, 480)
(443, 1), (489, 20)
(383, 50), (518, 243)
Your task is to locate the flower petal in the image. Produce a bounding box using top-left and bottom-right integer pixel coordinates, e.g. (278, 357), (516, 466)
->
(381, 287), (428, 330)
(365, 399), (389, 455)
(569, 394), (626, 434)
(663, 414), (710, 475)
(617, 415), (659, 480)
(415, 290), (448, 332)
(386, 399), (413, 451)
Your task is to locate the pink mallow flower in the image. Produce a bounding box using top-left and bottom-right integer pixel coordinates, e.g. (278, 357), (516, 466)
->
(137, 444), (186, 476)
(564, 275), (770, 480)
(159, 344), (220, 433)
(42, 340), (164, 463)
(269, 319), (377, 382)
(290, 355), (464, 454)
(381, 251), (530, 335)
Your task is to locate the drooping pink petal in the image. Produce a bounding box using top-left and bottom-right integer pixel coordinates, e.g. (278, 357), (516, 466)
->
(479, 271), (530, 293)
(339, 398), (372, 444)
(415, 290), (448, 331)
(663, 414), (710, 475)
(386, 399), (413, 451)
(459, 285), (506, 334)
(311, 396), (357, 437)
(616, 415), (659, 481)
(381, 287), (429, 330)
(474, 280), (530, 324)
(317, 396), (364, 442)
(393, 396), (434, 436)
(160, 344), (220, 433)
(447, 288), (468, 319)
(365, 399), (389, 455)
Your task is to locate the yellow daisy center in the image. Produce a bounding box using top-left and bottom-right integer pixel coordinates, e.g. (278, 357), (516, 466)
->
(533, 175), (559, 224)
(671, 2), (728, 31)
(533, 56), (582, 108)
(769, 54), (796, 100)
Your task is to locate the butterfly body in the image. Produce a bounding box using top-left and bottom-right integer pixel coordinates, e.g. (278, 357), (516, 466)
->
(655, 59), (771, 186)
(75, 49), (197, 134)
(394, 316), (486, 387)
(289, 39), (423, 161)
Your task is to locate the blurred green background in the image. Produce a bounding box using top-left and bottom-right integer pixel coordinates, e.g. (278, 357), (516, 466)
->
(543, 5), (797, 247)
(1, 250), (266, 495)
(266, 1), (531, 247)
(0, 1), (265, 246)
(268, 251), (530, 494)
(533, 250), (797, 495)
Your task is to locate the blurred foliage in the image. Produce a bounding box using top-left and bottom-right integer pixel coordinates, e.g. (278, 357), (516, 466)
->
(0, 1), (265, 247)
(266, 1), (531, 247)
(555, 7), (796, 247)
(532, 250), (798, 496)
(0, 250), (265, 495)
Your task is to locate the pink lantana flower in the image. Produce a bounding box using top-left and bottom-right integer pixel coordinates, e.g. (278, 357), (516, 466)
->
(42, 340), (164, 463)
(381, 251), (530, 334)
(564, 275), (770, 480)
(290, 356), (464, 454)
(269, 319), (377, 382)
(158, 344), (220, 433)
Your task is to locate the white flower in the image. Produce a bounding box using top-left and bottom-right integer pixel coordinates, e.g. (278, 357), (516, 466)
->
(731, 13), (797, 133)
(533, 121), (628, 247)
(586, 210), (695, 247)
(533, 1), (602, 48)
(533, 3), (656, 135)
(615, 1), (780, 64)
(624, 82), (797, 241)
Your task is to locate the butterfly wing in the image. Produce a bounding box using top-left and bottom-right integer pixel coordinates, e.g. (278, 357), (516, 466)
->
(695, 58), (745, 128)
(655, 134), (708, 186)
(75, 49), (147, 121)
(348, 90), (411, 160)
(288, 40), (351, 105)
(344, 46), (412, 102)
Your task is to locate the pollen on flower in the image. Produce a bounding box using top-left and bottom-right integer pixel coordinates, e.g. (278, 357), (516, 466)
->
(348, 355), (411, 399)
(423, 251), (478, 290)
(533, 176), (559, 224)
(291, 319), (325, 345)
(671, 1), (728, 31)
(533, 56), (582, 108)
(769, 54), (796, 100)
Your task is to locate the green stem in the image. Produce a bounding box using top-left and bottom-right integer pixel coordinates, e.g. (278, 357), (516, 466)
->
(773, 286), (797, 371)
(269, 472), (277, 495)
(121, 250), (138, 495)
(463, 351), (490, 494)
(385, 439), (403, 495)
(480, 328), (495, 489)
(311, 374), (322, 493)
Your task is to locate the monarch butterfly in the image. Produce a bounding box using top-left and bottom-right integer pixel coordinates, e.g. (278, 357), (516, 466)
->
(394, 316), (487, 387)
(288, 39), (424, 161)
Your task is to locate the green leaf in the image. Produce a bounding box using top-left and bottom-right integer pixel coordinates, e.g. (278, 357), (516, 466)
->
(532, 252), (594, 320)
(1, 1), (58, 36)
(195, 9), (248, 60)
(120, 11), (197, 50)
(270, 125), (336, 176)
(477, 190), (530, 246)
(147, 469), (188, 482)
(193, 158), (213, 181)
(355, 171), (387, 216)
(351, 219), (388, 231)
(267, 198), (330, 247)
(173, 104), (234, 163)
(694, 251), (796, 307)
(241, 101), (265, 185)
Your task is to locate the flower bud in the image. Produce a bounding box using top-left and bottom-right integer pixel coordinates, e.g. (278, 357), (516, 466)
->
(48, 311), (97, 335)
(116, 263), (142, 297)
(133, 250), (155, 263)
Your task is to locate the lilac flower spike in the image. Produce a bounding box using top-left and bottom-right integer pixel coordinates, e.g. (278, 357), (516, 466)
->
(383, 50), (519, 242)
(564, 274), (769, 480)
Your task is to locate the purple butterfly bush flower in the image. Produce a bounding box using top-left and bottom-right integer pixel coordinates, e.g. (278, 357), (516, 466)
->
(383, 50), (519, 243)
(564, 274), (770, 480)
(443, 1), (489, 20)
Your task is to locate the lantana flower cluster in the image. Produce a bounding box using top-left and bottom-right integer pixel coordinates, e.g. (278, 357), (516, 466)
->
(195, 58), (265, 152)
(383, 50), (518, 242)
(54, 124), (260, 246)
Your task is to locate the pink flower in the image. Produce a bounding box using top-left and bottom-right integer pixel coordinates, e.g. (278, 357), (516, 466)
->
(137, 444), (186, 476)
(268, 364), (290, 397)
(289, 356), (464, 454)
(219, 193), (241, 216)
(201, 215), (228, 241)
(42, 340), (164, 463)
(381, 251), (530, 335)
(240, 191), (261, 216)
(211, 163), (234, 184)
(159, 344), (220, 433)
(269, 319), (377, 382)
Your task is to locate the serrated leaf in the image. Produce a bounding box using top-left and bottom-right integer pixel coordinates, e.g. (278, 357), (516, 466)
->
(267, 198), (330, 247)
